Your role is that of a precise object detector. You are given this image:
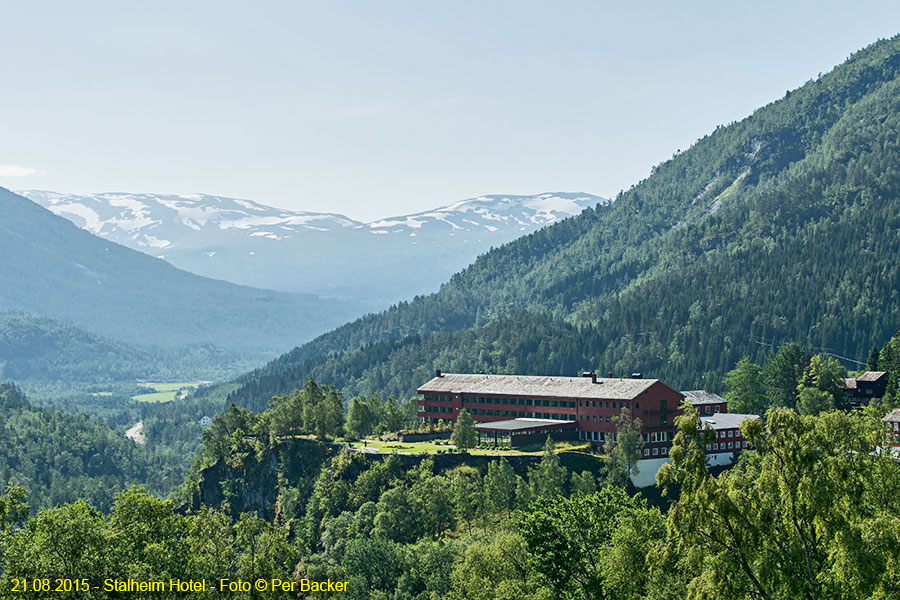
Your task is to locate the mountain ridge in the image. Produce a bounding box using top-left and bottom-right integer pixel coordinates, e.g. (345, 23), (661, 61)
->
(223, 35), (900, 408)
(0, 186), (366, 360)
(19, 190), (607, 305)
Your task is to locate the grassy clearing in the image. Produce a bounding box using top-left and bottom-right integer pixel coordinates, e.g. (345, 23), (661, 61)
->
(353, 438), (594, 456)
(511, 440), (593, 454)
(132, 390), (178, 403)
(131, 381), (207, 403)
(355, 440), (450, 454)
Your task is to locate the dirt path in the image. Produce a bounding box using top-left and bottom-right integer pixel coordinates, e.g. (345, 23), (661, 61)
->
(125, 421), (146, 444)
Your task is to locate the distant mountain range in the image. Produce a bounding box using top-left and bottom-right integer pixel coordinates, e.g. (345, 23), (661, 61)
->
(19, 191), (606, 306)
(0, 187), (366, 364)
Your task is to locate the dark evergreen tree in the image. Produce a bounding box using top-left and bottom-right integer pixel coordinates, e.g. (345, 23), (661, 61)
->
(868, 344), (880, 371)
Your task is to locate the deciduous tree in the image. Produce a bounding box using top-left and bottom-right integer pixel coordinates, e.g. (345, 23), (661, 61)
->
(659, 407), (900, 600)
(724, 356), (767, 413)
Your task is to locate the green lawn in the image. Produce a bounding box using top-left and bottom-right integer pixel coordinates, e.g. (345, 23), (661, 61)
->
(354, 439), (593, 456)
(132, 390), (178, 403)
(511, 440), (593, 454)
(131, 381), (206, 403)
(355, 440), (450, 454)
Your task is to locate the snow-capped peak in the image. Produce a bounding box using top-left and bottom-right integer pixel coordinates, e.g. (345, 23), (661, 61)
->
(18, 189), (609, 306)
(364, 192), (607, 234)
(19, 190), (361, 250)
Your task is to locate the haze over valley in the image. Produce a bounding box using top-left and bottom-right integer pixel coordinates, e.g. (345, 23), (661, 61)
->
(19, 190), (605, 307)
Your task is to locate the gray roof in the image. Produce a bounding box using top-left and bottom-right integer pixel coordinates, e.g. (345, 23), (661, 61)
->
(681, 390), (725, 405)
(857, 371), (888, 382)
(474, 418), (574, 432)
(844, 378), (858, 390)
(418, 373), (661, 400)
(700, 412), (759, 430)
(883, 409), (900, 423)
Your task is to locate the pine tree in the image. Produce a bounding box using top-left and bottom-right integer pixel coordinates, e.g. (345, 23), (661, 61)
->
(570, 471), (596, 495)
(515, 475), (533, 510)
(763, 343), (808, 408)
(529, 437), (568, 499)
(450, 409), (477, 451)
(484, 458), (516, 517)
(868, 344), (880, 371)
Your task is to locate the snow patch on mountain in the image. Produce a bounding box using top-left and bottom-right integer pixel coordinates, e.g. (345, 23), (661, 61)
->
(52, 203), (104, 232)
(18, 189), (609, 305)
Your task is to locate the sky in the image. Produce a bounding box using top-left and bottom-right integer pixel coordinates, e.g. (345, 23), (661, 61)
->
(2, 1), (900, 222)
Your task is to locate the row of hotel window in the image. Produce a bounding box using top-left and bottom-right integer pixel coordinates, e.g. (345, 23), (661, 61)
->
(579, 431), (617, 442)
(577, 413), (667, 426)
(429, 395), (579, 408)
(580, 430), (676, 444)
(428, 395), (645, 411)
(637, 441), (749, 457)
(643, 447), (669, 457)
(579, 399), (638, 410)
(708, 441), (750, 451)
(468, 408), (576, 421)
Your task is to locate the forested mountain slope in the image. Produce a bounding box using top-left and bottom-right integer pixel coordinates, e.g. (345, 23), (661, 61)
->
(0, 187), (364, 358)
(229, 36), (900, 407)
(0, 313), (244, 383)
(0, 383), (176, 510)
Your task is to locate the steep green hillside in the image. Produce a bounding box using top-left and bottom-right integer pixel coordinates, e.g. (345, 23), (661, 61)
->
(0, 313), (245, 383)
(229, 36), (900, 406)
(0, 383), (178, 510)
(0, 187), (364, 357)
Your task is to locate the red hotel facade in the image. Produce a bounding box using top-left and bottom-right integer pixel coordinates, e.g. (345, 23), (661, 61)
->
(417, 371), (685, 455)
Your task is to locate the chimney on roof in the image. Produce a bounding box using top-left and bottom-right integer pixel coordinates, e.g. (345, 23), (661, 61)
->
(607, 372), (613, 378)
(582, 371), (597, 383)
(631, 372), (642, 379)
(435, 369), (442, 378)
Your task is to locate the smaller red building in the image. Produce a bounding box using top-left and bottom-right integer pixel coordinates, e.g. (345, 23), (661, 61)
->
(682, 390), (727, 415)
(699, 412), (758, 465)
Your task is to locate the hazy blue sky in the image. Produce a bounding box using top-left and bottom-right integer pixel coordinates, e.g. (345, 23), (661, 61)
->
(2, 1), (899, 221)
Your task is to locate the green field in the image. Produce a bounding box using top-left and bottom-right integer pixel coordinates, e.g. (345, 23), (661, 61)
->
(131, 381), (206, 403)
(355, 440), (449, 454)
